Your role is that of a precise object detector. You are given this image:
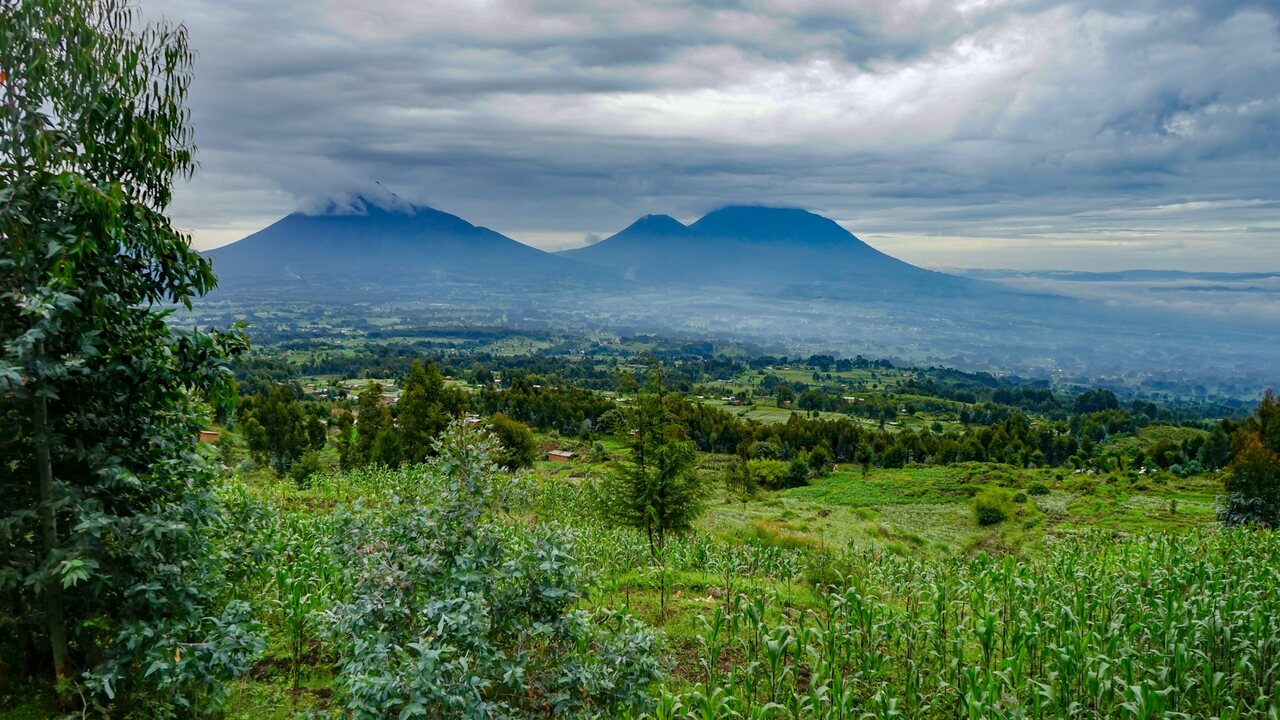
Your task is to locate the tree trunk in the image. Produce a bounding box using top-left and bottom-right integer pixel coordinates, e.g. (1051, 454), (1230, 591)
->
(34, 380), (72, 702)
(9, 589), (36, 682)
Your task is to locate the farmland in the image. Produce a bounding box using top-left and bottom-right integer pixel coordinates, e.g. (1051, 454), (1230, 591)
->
(2, 329), (1273, 719)
(188, 437), (1270, 718)
(205, 334), (1263, 718)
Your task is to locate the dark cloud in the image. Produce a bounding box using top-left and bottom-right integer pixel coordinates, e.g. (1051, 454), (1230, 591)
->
(145, 0), (1280, 270)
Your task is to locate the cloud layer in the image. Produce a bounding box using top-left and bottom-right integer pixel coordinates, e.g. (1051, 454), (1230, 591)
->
(145, 0), (1280, 270)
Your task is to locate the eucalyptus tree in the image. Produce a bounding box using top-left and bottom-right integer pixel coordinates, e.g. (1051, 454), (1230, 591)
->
(0, 0), (259, 711)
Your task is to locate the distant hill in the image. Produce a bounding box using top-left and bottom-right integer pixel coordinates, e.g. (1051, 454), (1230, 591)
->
(561, 205), (972, 295)
(961, 268), (1280, 283)
(206, 197), (580, 289)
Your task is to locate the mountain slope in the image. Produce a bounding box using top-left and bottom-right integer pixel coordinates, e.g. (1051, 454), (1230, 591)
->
(561, 205), (970, 295)
(207, 197), (577, 288)
(559, 214), (691, 279)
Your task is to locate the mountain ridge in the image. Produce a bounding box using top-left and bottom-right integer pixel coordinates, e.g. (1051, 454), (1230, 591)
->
(206, 199), (977, 299)
(561, 204), (968, 293)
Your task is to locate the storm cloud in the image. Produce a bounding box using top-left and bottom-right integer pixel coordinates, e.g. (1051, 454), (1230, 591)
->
(144, 0), (1280, 271)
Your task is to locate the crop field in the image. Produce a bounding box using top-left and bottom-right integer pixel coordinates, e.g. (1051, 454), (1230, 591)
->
(192, 451), (1274, 720)
(6, 319), (1265, 719)
(126, 425), (1231, 720)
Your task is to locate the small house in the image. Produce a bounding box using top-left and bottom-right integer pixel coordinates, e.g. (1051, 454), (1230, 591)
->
(547, 450), (576, 462)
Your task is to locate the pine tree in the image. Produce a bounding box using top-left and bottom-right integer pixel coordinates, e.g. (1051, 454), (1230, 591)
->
(593, 363), (705, 558)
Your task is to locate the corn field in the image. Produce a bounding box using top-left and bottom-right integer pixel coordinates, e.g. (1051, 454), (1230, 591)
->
(214, 458), (1280, 719)
(626, 528), (1280, 719)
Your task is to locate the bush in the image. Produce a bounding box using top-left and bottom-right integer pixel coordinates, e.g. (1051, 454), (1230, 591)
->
(487, 411), (538, 469)
(1027, 481), (1050, 496)
(288, 450), (324, 487)
(974, 487), (1016, 526)
(747, 459), (790, 490)
(327, 425), (660, 718)
(1066, 476), (1097, 496)
(1012, 491), (1028, 504)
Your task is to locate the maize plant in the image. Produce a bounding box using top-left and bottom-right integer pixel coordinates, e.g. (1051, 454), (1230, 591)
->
(631, 528), (1280, 719)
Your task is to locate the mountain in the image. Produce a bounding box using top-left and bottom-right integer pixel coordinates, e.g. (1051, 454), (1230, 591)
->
(558, 214), (691, 278)
(190, 199), (1277, 385)
(561, 205), (971, 295)
(206, 197), (579, 290)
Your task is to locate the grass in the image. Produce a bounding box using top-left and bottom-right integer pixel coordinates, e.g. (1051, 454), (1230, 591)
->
(693, 460), (1220, 561)
(784, 466), (977, 506)
(1101, 424), (1210, 455)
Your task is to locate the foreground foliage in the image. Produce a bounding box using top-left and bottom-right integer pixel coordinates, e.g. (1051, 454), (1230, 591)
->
(628, 528), (1280, 719)
(213, 426), (664, 720)
(327, 426), (661, 718)
(0, 0), (258, 712)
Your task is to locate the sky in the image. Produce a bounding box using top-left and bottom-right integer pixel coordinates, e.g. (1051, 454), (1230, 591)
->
(144, 0), (1280, 271)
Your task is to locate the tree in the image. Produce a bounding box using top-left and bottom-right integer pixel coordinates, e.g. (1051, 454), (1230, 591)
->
(305, 412), (327, 450)
(488, 411), (537, 469)
(397, 359), (449, 462)
(786, 454), (811, 487)
(241, 385), (310, 476)
(808, 445), (834, 475)
(1072, 389), (1120, 415)
(1219, 390), (1280, 526)
(331, 409), (355, 470)
(592, 363), (705, 558)
(353, 381), (391, 466)
(0, 1), (261, 709)
(723, 457), (759, 504)
(370, 427), (405, 468)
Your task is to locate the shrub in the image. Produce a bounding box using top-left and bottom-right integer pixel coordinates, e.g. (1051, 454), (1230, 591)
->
(974, 487), (1016, 526)
(747, 459), (790, 490)
(1012, 491), (1028, 504)
(1066, 476), (1097, 496)
(327, 424), (661, 718)
(1027, 481), (1051, 496)
(288, 450), (324, 487)
(487, 411), (538, 469)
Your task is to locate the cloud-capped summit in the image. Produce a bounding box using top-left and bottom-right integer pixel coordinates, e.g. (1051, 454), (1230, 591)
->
(206, 196), (571, 288)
